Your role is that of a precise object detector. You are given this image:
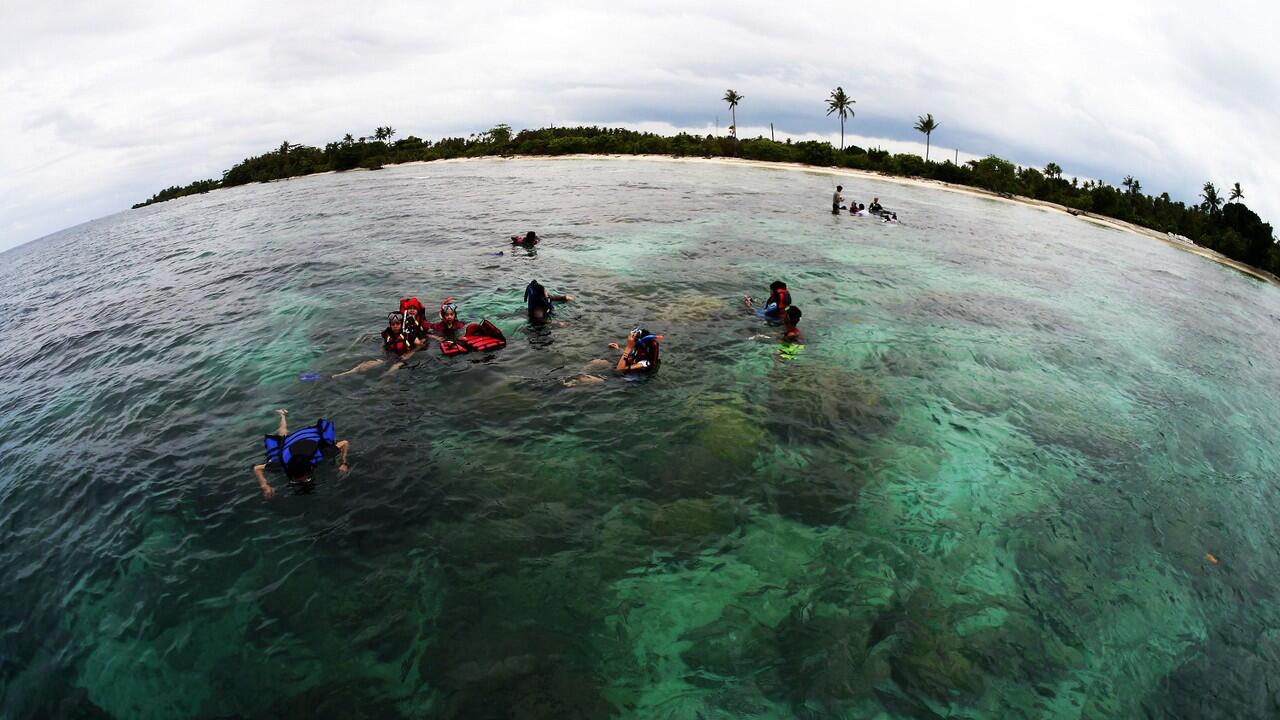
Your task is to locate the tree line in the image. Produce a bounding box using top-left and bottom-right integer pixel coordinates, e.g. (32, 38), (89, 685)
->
(133, 121), (1277, 276)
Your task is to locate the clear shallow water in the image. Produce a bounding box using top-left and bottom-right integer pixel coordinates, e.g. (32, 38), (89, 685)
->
(3, 158), (1280, 719)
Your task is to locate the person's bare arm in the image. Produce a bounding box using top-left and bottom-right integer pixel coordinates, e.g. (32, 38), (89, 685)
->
(335, 440), (350, 474)
(614, 337), (636, 372)
(254, 464), (275, 498)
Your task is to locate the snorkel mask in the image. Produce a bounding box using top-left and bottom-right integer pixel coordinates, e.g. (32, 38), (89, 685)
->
(440, 297), (458, 319)
(388, 311), (404, 326)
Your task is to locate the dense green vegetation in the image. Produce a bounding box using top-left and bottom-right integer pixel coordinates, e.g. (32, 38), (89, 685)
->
(133, 124), (1278, 276)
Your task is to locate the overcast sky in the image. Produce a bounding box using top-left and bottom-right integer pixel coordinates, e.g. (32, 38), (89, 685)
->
(2, 0), (1276, 252)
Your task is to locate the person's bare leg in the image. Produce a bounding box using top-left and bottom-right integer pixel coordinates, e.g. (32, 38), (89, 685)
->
(333, 359), (383, 378)
(275, 409), (289, 436)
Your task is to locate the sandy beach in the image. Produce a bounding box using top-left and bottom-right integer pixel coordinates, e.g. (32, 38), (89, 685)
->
(423, 154), (1279, 285)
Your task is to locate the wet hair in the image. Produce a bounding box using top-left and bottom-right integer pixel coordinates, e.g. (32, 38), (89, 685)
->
(525, 230), (538, 241)
(769, 280), (787, 292)
(836, 185), (843, 191)
(785, 305), (802, 325)
(285, 456), (312, 481)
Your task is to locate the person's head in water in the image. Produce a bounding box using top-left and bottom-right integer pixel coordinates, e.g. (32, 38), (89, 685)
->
(285, 455), (314, 482)
(440, 299), (459, 325)
(836, 185), (843, 192)
(785, 305), (802, 327)
(388, 311), (404, 332)
(525, 230), (538, 243)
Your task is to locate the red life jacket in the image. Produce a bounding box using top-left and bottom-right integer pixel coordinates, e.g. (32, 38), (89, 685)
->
(440, 319), (507, 355)
(383, 328), (412, 355)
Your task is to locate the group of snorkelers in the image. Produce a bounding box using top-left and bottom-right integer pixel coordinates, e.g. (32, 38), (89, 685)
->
(255, 228), (803, 496)
(334, 295), (474, 377)
(831, 185), (899, 222)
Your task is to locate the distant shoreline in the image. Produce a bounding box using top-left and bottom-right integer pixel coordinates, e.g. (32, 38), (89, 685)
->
(412, 153), (1280, 285)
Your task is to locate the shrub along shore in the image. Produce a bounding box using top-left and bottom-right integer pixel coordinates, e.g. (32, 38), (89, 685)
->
(134, 125), (1278, 277)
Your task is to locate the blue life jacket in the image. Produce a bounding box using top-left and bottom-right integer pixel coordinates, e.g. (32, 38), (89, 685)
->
(264, 419), (335, 467)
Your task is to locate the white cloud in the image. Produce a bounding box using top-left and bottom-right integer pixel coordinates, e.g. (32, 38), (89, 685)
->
(2, 0), (1278, 250)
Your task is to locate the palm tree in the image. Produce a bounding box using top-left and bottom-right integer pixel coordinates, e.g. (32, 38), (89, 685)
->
(826, 87), (855, 150)
(385, 126), (396, 143)
(1044, 162), (1062, 182)
(1229, 182), (1244, 203)
(1201, 182), (1222, 214)
(722, 90), (742, 138)
(913, 113), (939, 162)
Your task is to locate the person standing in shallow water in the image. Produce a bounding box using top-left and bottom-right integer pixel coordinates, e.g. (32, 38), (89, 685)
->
(832, 185), (844, 214)
(252, 409), (350, 498)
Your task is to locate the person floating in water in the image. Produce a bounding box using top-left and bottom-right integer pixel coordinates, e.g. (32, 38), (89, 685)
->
(334, 310), (425, 377)
(427, 298), (466, 341)
(782, 305), (803, 342)
(524, 280), (574, 324)
(511, 230), (540, 246)
(743, 280), (792, 320)
(400, 297), (429, 344)
(832, 185), (844, 215)
(609, 326), (662, 373)
(253, 409), (349, 498)
(869, 197), (883, 214)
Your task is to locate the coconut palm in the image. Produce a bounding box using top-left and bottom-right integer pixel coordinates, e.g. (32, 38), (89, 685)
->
(723, 90), (742, 138)
(1229, 182), (1244, 203)
(826, 87), (855, 150)
(1201, 182), (1223, 214)
(1044, 162), (1062, 182)
(913, 113), (939, 162)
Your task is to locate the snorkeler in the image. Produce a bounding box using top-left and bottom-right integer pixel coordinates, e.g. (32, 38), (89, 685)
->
(400, 297), (428, 344)
(333, 310), (423, 377)
(782, 305), (803, 342)
(427, 298), (467, 341)
(253, 409), (349, 498)
(743, 280), (792, 319)
(511, 230), (540, 246)
(524, 280), (575, 323)
(608, 327), (662, 373)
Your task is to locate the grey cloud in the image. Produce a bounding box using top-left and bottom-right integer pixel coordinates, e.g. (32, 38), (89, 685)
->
(3, 0), (1278, 251)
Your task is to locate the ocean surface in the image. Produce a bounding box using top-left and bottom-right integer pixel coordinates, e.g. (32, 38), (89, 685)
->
(2, 157), (1280, 719)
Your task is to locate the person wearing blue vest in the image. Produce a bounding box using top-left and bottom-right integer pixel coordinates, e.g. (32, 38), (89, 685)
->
(252, 409), (350, 498)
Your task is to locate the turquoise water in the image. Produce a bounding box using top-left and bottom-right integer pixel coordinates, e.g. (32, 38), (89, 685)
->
(3, 158), (1280, 718)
